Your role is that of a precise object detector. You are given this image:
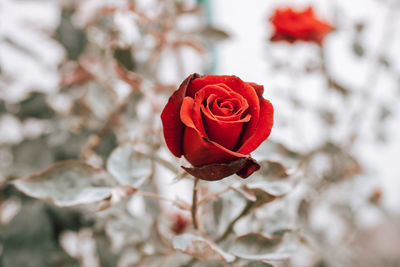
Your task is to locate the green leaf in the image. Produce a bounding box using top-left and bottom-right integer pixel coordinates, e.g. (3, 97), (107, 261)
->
(13, 161), (116, 207)
(173, 234), (235, 262)
(106, 143), (152, 187)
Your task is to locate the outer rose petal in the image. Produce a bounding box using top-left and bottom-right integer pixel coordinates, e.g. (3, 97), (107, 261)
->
(247, 82), (264, 98)
(160, 73), (200, 157)
(238, 98), (274, 154)
(182, 157), (260, 181)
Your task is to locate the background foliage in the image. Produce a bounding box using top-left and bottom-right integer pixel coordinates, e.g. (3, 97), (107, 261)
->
(1, 0), (400, 266)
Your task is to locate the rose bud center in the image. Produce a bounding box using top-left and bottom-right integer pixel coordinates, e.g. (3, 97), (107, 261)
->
(196, 85), (251, 150)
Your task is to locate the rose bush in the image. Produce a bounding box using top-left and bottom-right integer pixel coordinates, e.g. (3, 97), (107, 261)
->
(161, 74), (274, 181)
(269, 7), (333, 45)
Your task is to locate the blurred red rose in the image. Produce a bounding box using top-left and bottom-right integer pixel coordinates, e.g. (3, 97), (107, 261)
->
(161, 74), (274, 181)
(171, 213), (190, 235)
(269, 7), (333, 45)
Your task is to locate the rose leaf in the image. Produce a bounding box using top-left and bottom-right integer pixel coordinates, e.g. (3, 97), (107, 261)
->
(229, 232), (296, 262)
(242, 181), (292, 208)
(106, 143), (152, 187)
(173, 234), (235, 262)
(13, 160), (117, 207)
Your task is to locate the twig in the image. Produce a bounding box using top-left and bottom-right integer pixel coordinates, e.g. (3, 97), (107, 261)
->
(197, 186), (232, 206)
(136, 191), (191, 210)
(191, 178), (200, 230)
(216, 201), (254, 242)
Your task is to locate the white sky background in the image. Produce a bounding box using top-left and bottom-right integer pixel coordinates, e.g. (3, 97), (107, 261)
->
(1, 0), (400, 215)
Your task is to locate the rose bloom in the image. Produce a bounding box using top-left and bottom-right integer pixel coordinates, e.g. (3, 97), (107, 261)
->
(171, 213), (190, 235)
(161, 74), (274, 181)
(269, 7), (333, 45)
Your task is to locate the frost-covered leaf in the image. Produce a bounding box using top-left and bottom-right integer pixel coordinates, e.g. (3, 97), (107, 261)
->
(229, 232), (295, 261)
(257, 161), (289, 180)
(97, 185), (137, 211)
(231, 186), (257, 202)
(102, 208), (153, 250)
(85, 82), (117, 120)
(13, 161), (116, 207)
(173, 234), (235, 262)
(243, 181), (291, 208)
(106, 143), (152, 187)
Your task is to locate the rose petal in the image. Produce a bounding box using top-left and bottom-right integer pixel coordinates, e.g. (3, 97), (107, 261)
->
(202, 106), (251, 150)
(235, 157), (260, 178)
(161, 73), (200, 157)
(192, 84), (235, 137)
(238, 99), (274, 154)
(188, 75), (260, 143)
(180, 98), (249, 166)
(190, 85), (250, 150)
(182, 157), (259, 181)
(247, 82), (264, 98)
(182, 127), (239, 166)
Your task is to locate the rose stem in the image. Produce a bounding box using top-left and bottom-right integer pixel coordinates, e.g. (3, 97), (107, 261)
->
(191, 178), (200, 230)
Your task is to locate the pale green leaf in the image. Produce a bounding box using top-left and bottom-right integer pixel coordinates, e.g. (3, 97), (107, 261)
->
(106, 143), (152, 187)
(229, 232), (296, 262)
(173, 234), (235, 262)
(13, 161), (116, 207)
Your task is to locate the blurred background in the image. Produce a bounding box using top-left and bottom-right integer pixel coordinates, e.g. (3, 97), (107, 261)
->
(1, 0), (400, 266)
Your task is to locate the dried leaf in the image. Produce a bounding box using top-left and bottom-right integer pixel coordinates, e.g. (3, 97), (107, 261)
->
(173, 234), (235, 262)
(199, 26), (230, 42)
(258, 161), (289, 180)
(106, 143), (152, 187)
(97, 185), (137, 211)
(13, 160), (116, 207)
(182, 157), (259, 181)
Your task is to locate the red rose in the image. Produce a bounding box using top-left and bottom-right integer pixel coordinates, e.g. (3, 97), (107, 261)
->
(161, 74), (274, 181)
(171, 213), (190, 235)
(269, 7), (333, 45)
